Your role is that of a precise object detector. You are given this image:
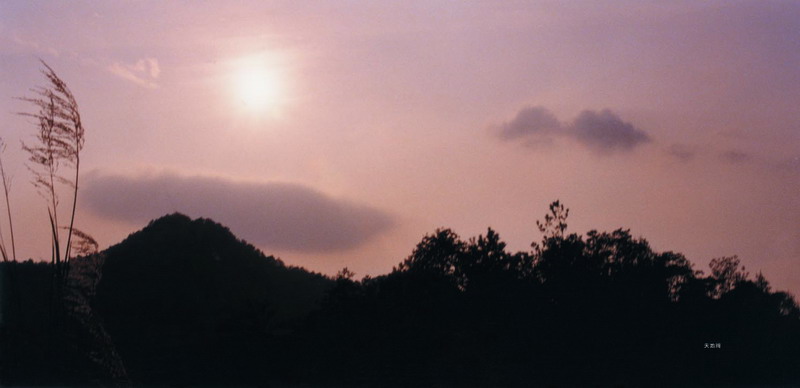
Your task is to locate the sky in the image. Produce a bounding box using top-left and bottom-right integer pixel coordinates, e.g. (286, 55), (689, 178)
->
(1, 1), (798, 294)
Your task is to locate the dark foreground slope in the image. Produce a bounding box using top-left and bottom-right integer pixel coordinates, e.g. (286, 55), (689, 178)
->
(94, 213), (332, 384)
(304, 228), (800, 386)
(3, 207), (800, 386)
(1, 213), (333, 386)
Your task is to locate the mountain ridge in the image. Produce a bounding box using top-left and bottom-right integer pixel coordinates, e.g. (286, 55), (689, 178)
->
(94, 212), (333, 383)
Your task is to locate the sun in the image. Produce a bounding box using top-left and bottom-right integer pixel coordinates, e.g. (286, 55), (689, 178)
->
(236, 67), (281, 112)
(227, 53), (293, 120)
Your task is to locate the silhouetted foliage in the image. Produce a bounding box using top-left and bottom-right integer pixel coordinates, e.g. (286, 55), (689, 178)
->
(0, 63), (110, 386)
(306, 201), (800, 386)
(0, 137), (16, 264)
(709, 255), (749, 297)
(19, 60), (88, 275)
(3, 202), (800, 386)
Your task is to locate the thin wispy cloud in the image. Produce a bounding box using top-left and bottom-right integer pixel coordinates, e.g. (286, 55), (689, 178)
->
(12, 33), (60, 57)
(107, 58), (160, 88)
(720, 150), (752, 164)
(495, 106), (651, 153)
(82, 172), (394, 252)
(666, 143), (697, 162)
(14, 32), (159, 88)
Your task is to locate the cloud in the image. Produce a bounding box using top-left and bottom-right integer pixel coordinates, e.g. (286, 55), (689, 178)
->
(497, 106), (562, 140)
(666, 143), (696, 161)
(494, 106), (651, 153)
(82, 172), (394, 252)
(568, 109), (651, 152)
(720, 150), (751, 164)
(107, 58), (160, 88)
(12, 33), (159, 85)
(139, 57), (160, 78)
(12, 33), (59, 57)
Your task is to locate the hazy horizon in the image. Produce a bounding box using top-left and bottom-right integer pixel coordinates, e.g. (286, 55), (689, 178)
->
(1, 1), (798, 295)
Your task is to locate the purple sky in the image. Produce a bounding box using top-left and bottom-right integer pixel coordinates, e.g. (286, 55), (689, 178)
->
(1, 2), (798, 294)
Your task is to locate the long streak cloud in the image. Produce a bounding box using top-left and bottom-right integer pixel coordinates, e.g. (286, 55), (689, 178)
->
(82, 172), (394, 252)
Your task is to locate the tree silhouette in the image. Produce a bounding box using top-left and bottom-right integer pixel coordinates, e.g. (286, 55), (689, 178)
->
(3, 200), (800, 386)
(709, 255), (749, 297)
(308, 200), (800, 386)
(535, 199), (569, 241)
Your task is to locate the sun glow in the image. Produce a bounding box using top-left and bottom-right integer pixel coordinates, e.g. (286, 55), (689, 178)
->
(237, 69), (279, 109)
(230, 55), (287, 118)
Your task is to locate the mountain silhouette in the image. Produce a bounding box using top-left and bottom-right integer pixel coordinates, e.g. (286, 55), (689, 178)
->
(3, 206), (800, 386)
(94, 213), (332, 384)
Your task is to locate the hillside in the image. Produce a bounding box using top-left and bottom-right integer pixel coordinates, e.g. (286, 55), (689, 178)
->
(3, 209), (800, 386)
(94, 213), (333, 383)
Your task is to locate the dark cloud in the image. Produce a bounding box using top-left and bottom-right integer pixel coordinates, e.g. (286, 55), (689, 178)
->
(568, 109), (651, 152)
(82, 172), (394, 252)
(720, 150), (751, 164)
(497, 106), (562, 140)
(667, 143), (697, 161)
(495, 106), (651, 153)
